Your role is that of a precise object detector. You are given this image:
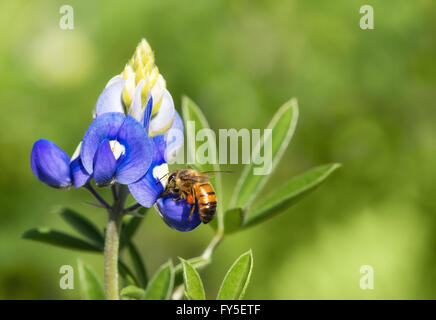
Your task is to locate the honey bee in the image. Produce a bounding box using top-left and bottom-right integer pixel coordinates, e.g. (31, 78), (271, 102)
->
(160, 169), (230, 224)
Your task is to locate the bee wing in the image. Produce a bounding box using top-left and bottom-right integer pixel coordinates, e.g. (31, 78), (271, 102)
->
(197, 170), (233, 181)
(199, 170), (234, 174)
(177, 173), (208, 183)
(187, 175), (210, 183)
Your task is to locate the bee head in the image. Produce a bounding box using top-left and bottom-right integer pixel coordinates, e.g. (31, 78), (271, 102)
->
(164, 171), (180, 193)
(168, 172), (176, 183)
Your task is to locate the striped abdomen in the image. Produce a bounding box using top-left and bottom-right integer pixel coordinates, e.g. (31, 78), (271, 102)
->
(195, 183), (217, 224)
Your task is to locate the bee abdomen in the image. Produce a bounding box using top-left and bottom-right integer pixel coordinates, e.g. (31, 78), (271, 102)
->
(196, 184), (217, 224)
(199, 203), (216, 224)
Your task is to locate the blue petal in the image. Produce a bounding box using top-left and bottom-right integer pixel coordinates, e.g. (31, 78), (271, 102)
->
(94, 79), (126, 117)
(115, 115), (153, 184)
(128, 169), (164, 207)
(152, 135), (167, 165)
(128, 136), (168, 207)
(70, 157), (91, 188)
(93, 139), (117, 187)
(81, 112), (125, 174)
(164, 110), (184, 163)
(155, 195), (201, 232)
(143, 96), (153, 132)
(30, 139), (72, 189)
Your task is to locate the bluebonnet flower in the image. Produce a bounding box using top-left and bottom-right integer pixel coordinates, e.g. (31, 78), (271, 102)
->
(92, 39), (199, 231)
(30, 38), (201, 231)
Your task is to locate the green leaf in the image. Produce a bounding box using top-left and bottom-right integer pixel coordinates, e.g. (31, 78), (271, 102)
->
(118, 259), (139, 287)
(119, 214), (143, 249)
(22, 227), (102, 252)
(143, 260), (174, 300)
(181, 96), (219, 173)
(58, 208), (104, 248)
(77, 259), (105, 300)
(223, 207), (244, 234)
(231, 99), (299, 209)
(217, 250), (253, 300)
(244, 163), (341, 229)
(179, 258), (206, 300)
(120, 285), (145, 300)
(174, 256), (211, 287)
(128, 242), (148, 288)
(182, 96), (223, 231)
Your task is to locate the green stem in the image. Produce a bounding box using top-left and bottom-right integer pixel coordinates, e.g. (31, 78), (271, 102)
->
(201, 232), (223, 260)
(104, 185), (129, 300)
(104, 211), (121, 300)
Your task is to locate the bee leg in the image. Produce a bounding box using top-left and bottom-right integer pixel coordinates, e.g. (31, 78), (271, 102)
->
(187, 188), (196, 221)
(188, 204), (195, 221)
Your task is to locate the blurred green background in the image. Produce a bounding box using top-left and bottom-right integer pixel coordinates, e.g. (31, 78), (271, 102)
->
(1, 0), (435, 299)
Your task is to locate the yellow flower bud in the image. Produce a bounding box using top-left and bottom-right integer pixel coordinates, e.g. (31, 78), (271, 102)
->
(122, 64), (135, 107)
(135, 61), (146, 84)
(121, 39), (167, 114)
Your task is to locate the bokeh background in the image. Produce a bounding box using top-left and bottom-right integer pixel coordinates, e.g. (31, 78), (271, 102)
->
(1, 0), (435, 299)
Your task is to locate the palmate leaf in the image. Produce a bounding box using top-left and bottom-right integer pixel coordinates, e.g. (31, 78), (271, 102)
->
(128, 242), (148, 288)
(217, 250), (253, 300)
(181, 96), (223, 231)
(231, 99), (299, 209)
(22, 227), (102, 252)
(77, 259), (105, 300)
(143, 260), (174, 300)
(58, 208), (104, 248)
(180, 258), (206, 300)
(243, 163), (341, 229)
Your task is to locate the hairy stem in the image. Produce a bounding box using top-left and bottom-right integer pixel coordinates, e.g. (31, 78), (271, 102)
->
(104, 184), (129, 300)
(104, 210), (121, 300)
